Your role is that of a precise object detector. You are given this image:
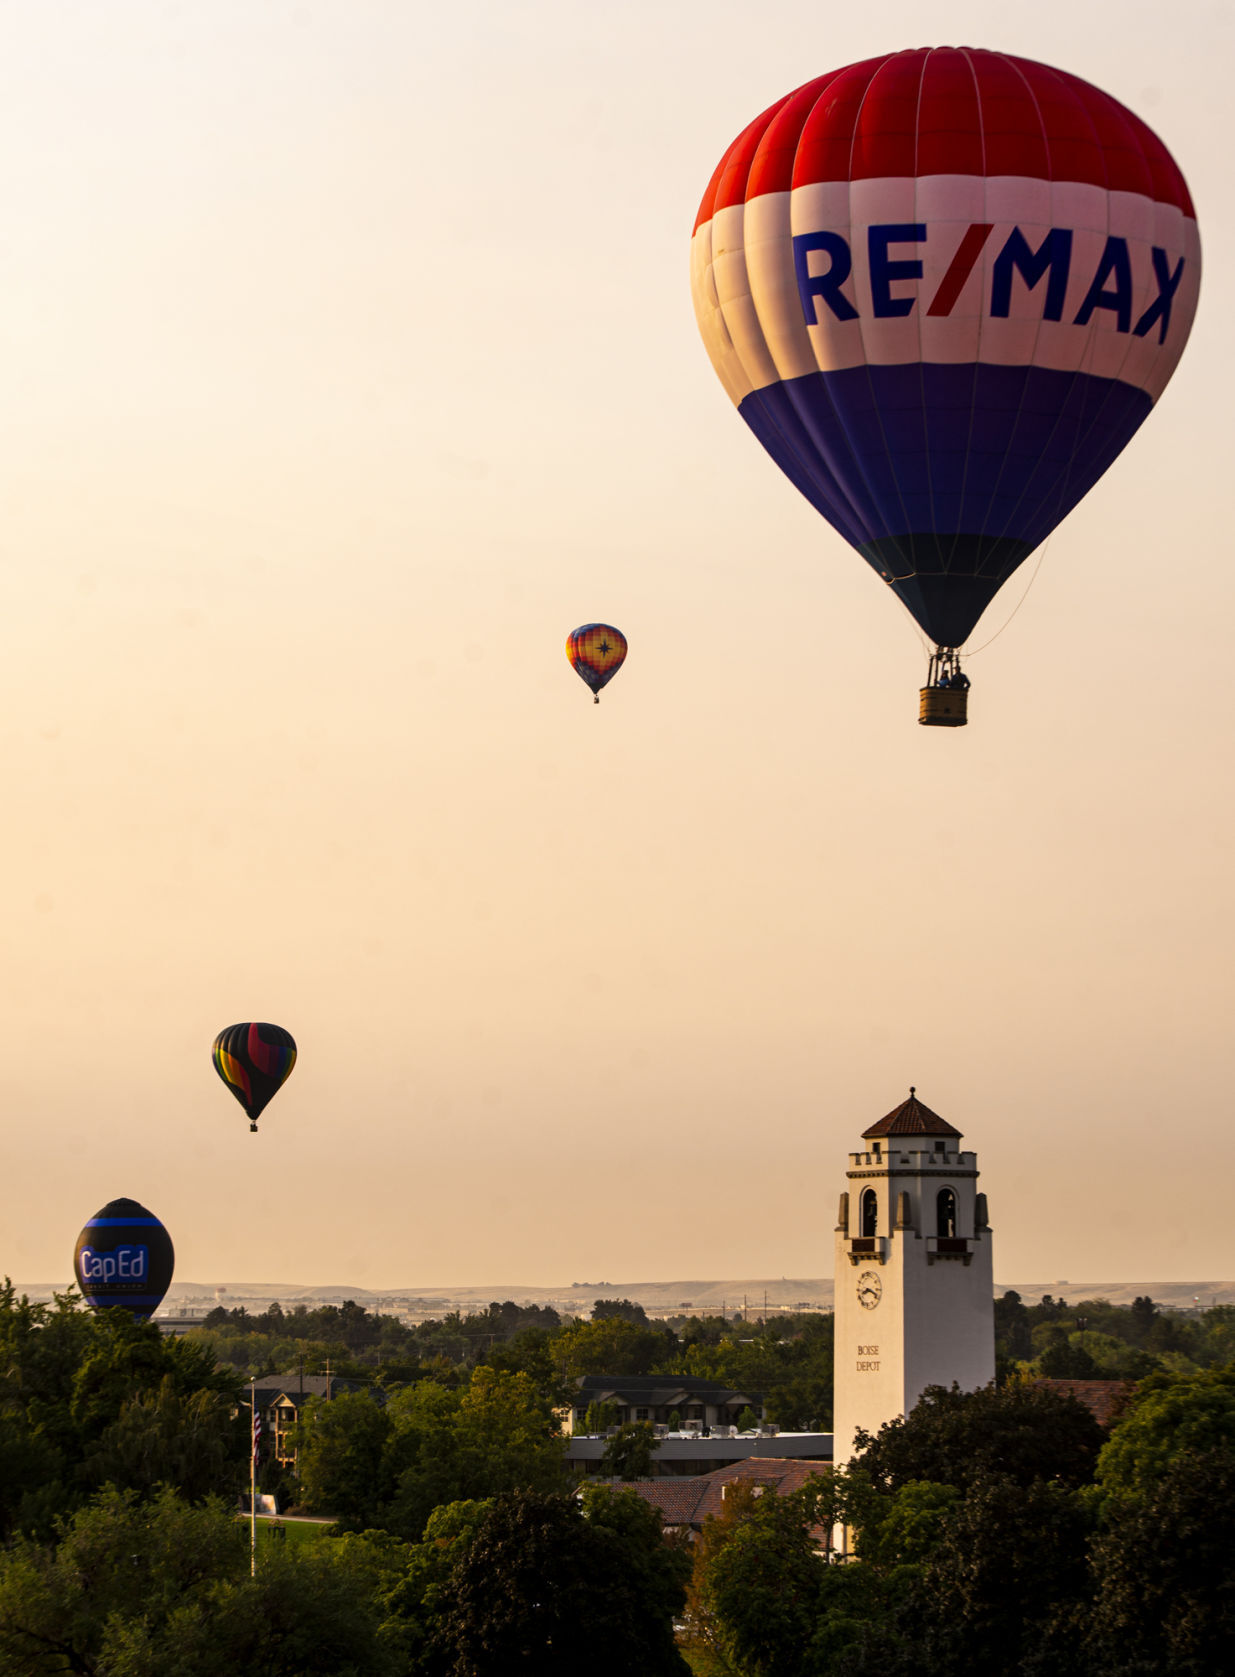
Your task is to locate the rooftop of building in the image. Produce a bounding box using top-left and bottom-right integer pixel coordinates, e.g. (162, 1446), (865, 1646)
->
(863, 1087), (962, 1140)
(572, 1374), (763, 1402)
(1033, 1378), (1133, 1429)
(594, 1457), (831, 1530)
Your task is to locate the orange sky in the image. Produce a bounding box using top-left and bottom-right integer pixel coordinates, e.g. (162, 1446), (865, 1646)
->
(2, 0), (1232, 1290)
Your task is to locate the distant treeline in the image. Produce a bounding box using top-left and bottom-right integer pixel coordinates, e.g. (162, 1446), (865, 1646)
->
(183, 1291), (1235, 1440)
(188, 1296), (836, 1430)
(994, 1290), (1235, 1380)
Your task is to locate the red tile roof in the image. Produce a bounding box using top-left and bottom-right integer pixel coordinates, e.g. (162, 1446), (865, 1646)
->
(606, 1458), (830, 1532)
(1033, 1378), (1133, 1429)
(863, 1088), (961, 1139)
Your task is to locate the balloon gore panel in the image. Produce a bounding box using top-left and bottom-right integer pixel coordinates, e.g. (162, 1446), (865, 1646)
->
(739, 363), (1153, 646)
(74, 1197), (174, 1320)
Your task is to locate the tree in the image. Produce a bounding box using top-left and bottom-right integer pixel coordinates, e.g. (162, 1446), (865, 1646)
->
(480, 1328), (572, 1409)
(581, 1486), (691, 1670)
(380, 1367), (566, 1540)
(69, 1313), (237, 1447)
(687, 1476), (843, 1677)
(84, 1375), (238, 1501)
(1086, 1447), (1235, 1675)
(993, 1289), (1033, 1361)
(683, 1477), (763, 1665)
(555, 1317), (673, 1379)
(432, 1487), (690, 1675)
(1095, 1364), (1235, 1503)
(1036, 1332), (1100, 1379)
(672, 1313), (834, 1430)
(0, 1283), (244, 1539)
(365, 1501), (491, 1676)
(766, 1371), (832, 1431)
(853, 1380), (1105, 1495)
(0, 1486), (244, 1675)
(582, 1400), (618, 1434)
(1129, 1294), (1158, 1341)
(906, 1473), (1092, 1676)
(0, 1485), (399, 1677)
(600, 1421), (658, 1480)
(296, 1391), (393, 1526)
(591, 1299), (651, 1326)
(850, 1476), (959, 1571)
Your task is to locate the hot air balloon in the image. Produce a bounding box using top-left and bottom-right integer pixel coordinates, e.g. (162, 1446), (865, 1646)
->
(690, 48), (1200, 725)
(212, 1022), (297, 1133)
(74, 1198), (175, 1320)
(567, 623), (628, 703)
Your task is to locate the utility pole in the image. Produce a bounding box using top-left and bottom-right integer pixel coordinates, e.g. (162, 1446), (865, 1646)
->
(249, 1377), (257, 1578)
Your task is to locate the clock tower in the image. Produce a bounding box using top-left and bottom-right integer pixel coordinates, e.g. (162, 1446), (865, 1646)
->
(832, 1089), (994, 1465)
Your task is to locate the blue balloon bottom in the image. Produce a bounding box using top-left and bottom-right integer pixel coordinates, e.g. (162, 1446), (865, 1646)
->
(739, 362), (1153, 646)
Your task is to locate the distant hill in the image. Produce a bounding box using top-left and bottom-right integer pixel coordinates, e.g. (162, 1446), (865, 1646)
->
(18, 1276), (1235, 1313)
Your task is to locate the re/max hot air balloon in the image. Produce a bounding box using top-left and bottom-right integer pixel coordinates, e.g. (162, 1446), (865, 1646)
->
(691, 48), (1200, 725)
(74, 1198), (175, 1320)
(567, 623), (628, 703)
(212, 1022), (297, 1133)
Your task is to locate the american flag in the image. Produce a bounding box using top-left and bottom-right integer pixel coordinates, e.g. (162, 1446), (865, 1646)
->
(252, 1407), (263, 1467)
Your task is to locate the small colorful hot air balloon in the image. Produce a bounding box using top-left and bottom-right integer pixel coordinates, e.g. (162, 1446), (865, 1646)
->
(212, 1022), (297, 1133)
(567, 623), (627, 703)
(691, 47), (1200, 725)
(74, 1198), (175, 1320)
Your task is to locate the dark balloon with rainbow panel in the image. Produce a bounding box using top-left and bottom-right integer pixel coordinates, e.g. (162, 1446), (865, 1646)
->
(566, 623), (627, 703)
(74, 1198), (175, 1320)
(212, 1022), (297, 1133)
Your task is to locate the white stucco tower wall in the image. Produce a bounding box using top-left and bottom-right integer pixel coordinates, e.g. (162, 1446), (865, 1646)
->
(832, 1089), (994, 1466)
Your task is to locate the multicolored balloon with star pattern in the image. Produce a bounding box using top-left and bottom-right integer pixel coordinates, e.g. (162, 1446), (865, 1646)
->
(566, 624), (628, 703)
(212, 1022), (297, 1133)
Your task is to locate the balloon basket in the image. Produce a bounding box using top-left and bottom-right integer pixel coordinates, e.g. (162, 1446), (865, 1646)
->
(919, 686), (968, 727)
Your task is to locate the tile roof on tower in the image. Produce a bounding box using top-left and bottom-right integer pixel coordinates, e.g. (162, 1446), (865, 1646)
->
(862, 1088), (962, 1140)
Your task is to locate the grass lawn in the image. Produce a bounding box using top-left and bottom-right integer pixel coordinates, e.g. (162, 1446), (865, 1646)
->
(681, 1645), (732, 1676)
(240, 1515), (335, 1549)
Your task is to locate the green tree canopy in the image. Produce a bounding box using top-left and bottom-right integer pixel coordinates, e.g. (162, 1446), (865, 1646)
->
(0, 1486), (395, 1676)
(432, 1487), (689, 1676)
(555, 1317), (674, 1379)
(1095, 1364), (1235, 1503)
(853, 1379), (1105, 1495)
(295, 1390), (394, 1527)
(0, 1283), (245, 1541)
(302, 1367), (567, 1541)
(1086, 1446), (1235, 1675)
(686, 1475), (845, 1677)
(599, 1420), (659, 1480)
(907, 1473), (1093, 1677)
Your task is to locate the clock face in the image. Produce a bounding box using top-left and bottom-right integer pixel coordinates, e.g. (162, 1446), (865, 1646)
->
(857, 1271), (882, 1310)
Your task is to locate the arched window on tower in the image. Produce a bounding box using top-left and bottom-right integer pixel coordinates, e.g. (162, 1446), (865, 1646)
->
(861, 1188), (878, 1238)
(936, 1188), (957, 1239)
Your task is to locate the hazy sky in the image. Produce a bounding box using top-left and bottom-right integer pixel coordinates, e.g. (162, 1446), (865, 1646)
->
(2, 0), (1231, 1291)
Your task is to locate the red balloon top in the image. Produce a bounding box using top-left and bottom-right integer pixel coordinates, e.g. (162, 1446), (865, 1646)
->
(694, 48), (1195, 232)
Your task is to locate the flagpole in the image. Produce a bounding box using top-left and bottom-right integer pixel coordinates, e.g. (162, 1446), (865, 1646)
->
(250, 1376), (257, 1577)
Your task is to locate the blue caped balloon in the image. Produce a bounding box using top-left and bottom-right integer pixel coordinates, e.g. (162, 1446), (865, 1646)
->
(74, 1198), (175, 1320)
